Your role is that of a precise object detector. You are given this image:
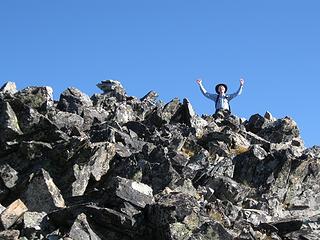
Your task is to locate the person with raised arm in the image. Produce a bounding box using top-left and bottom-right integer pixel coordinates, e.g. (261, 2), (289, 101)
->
(196, 78), (244, 114)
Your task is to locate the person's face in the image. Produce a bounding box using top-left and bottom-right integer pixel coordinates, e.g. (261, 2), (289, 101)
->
(218, 85), (225, 94)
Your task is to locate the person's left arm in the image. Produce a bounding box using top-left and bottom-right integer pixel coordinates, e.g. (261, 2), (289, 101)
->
(228, 78), (244, 100)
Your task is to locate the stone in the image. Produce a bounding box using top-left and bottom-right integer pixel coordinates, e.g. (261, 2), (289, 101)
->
(101, 176), (154, 209)
(15, 86), (54, 111)
(68, 213), (101, 240)
(264, 111), (276, 121)
(23, 211), (48, 235)
(140, 90), (158, 104)
(71, 142), (116, 196)
(0, 101), (23, 142)
(113, 104), (136, 124)
(189, 222), (234, 240)
(145, 192), (202, 240)
(0, 199), (28, 229)
(0, 230), (20, 240)
(0, 164), (18, 189)
(49, 111), (84, 132)
(57, 87), (93, 115)
(23, 169), (65, 213)
(204, 176), (251, 205)
(0, 82), (17, 94)
(97, 80), (126, 98)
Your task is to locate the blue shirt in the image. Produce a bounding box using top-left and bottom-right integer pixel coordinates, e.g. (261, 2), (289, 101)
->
(199, 84), (243, 111)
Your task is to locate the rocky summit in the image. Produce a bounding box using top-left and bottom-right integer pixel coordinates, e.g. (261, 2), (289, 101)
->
(0, 80), (319, 240)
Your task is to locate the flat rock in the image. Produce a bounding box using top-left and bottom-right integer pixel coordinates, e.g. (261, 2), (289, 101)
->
(0, 199), (28, 230)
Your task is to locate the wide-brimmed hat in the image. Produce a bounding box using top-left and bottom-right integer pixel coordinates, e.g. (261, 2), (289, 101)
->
(215, 83), (228, 93)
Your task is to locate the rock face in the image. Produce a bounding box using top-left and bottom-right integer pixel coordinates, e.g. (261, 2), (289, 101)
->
(0, 80), (319, 239)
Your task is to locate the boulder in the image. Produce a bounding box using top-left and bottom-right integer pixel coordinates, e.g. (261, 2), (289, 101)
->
(0, 199), (28, 230)
(68, 213), (101, 240)
(15, 86), (54, 111)
(57, 87), (93, 115)
(0, 101), (23, 142)
(100, 176), (154, 209)
(96, 80), (126, 100)
(23, 169), (65, 213)
(0, 81), (17, 94)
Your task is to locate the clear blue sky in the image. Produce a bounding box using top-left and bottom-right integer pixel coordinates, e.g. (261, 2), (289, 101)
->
(1, 1), (319, 147)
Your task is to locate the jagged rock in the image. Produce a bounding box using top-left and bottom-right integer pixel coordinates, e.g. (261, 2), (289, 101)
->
(145, 192), (202, 240)
(113, 104), (136, 124)
(0, 82), (17, 94)
(0, 199), (28, 230)
(49, 205), (142, 240)
(68, 213), (101, 240)
(145, 98), (181, 127)
(0, 101), (23, 142)
(97, 80), (126, 100)
(15, 86), (53, 111)
(57, 87), (93, 115)
(204, 176), (251, 205)
(140, 90), (158, 103)
(23, 211), (47, 231)
(233, 145), (271, 187)
(264, 111), (276, 121)
(23, 169), (65, 213)
(100, 176), (154, 209)
(280, 152), (320, 218)
(0, 230), (20, 240)
(49, 111), (84, 132)
(7, 99), (42, 134)
(0, 164), (19, 189)
(82, 107), (109, 129)
(246, 114), (300, 143)
(188, 222), (234, 240)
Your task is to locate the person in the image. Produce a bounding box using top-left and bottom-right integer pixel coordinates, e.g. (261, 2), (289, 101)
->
(196, 78), (244, 114)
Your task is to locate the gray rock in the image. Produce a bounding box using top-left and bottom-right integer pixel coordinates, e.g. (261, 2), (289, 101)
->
(71, 142), (116, 196)
(0, 230), (20, 240)
(15, 86), (54, 111)
(23, 211), (47, 230)
(97, 80), (126, 99)
(264, 111), (276, 121)
(145, 192), (202, 240)
(205, 176), (251, 205)
(189, 222), (234, 240)
(23, 169), (65, 213)
(49, 111), (84, 132)
(69, 213), (101, 240)
(99, 176), (154, 210)
(114, 104), (136, 124)
(0, 199), (28, 230)
(57, 87), (93, 115)
(0, 164), (18, 189)
(0, 82), (17, 94)
(0, 101), (23, 141)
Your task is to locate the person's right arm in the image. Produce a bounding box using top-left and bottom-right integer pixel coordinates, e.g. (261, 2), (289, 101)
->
(196, 79), (217, 101)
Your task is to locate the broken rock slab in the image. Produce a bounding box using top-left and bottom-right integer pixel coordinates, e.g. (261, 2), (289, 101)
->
(23, 169), (65, 213)
(96, 79), (126, 98)
(0, 101), (23, 142)
(0, 81), (17, 94)
(0, 230), (20, 240)
(57, 87), (93, 115)
(15, 86), (54, 111)
(0, 199), (28, 230)
(101, 176), (154, 209)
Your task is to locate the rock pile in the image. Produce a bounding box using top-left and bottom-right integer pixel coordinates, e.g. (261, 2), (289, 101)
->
(0, 79), (319, 240)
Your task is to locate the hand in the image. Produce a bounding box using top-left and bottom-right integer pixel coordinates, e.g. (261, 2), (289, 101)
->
(240, 78), (244, 86)
(196, 79), (202, 85)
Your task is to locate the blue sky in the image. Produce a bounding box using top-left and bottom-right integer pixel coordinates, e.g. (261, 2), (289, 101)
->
(1, 1), (319, 147)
